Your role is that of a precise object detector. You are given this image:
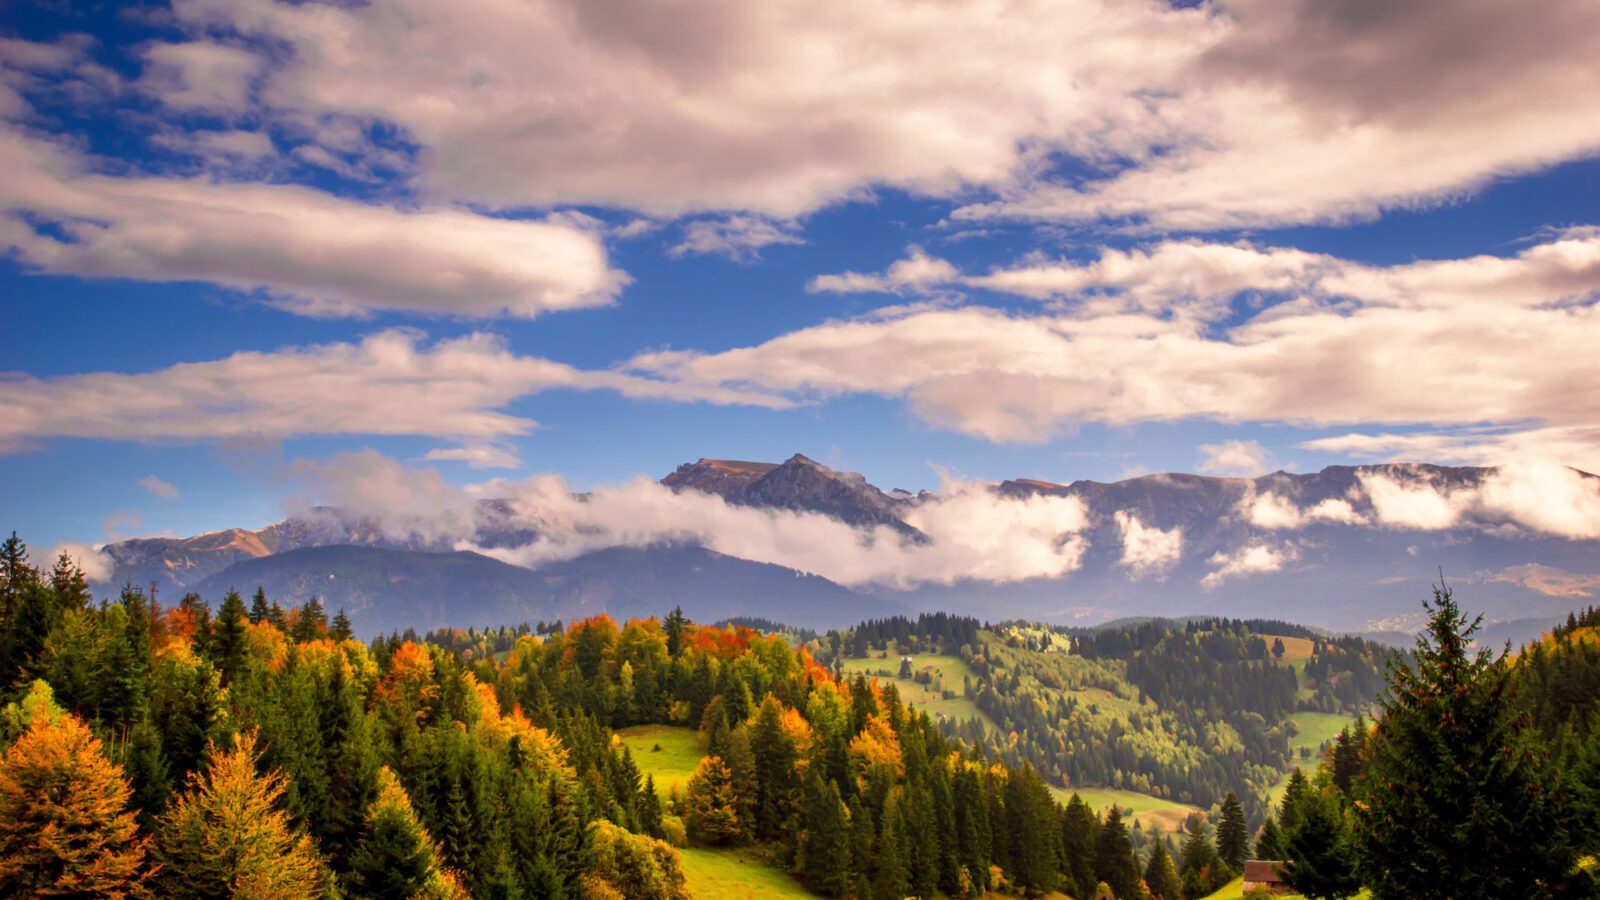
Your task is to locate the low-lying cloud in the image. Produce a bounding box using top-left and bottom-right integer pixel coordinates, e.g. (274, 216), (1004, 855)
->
(1114, 511), (1183, 578)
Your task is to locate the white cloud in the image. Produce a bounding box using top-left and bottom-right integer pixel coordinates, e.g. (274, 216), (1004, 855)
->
(0, 127), (627, 319)
(280, 452), (1094, 588)
(0, 329), (786, 449)
(809, 247), (961, 295)
(634, 230), (1600, 462)
(1114, 510), (1182, 578)
(1356, 463), (1600, 540)
(1203, 540), (1294, 588)
(140, 41), (261, 112)
(138, 475), (181, 500)
(43, 541), (116, 583)
(423, 443), (523, 470)
(149, 0), (1600, 229)
(669, 215), (804, 261)
(1244, 492), (1363, 530)
(1198, 440), (1272, 477)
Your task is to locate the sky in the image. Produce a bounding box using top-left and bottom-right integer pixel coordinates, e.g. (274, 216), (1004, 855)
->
(2, 0), (1599, 558)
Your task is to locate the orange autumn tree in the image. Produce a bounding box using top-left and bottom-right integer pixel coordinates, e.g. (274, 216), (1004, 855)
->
(153, 732), (328, 899)
(0, 688), (154, 898)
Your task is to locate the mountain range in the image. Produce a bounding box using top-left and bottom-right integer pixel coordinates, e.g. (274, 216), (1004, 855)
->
(100, 453), (1600, 636)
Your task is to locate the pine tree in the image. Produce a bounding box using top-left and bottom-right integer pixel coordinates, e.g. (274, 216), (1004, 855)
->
(331, 608), (354, 641)
(749, 694), (800, 840)
(0, 707), (153, 897)
(293, 596), (327, 642)
(1094, 806), (1139, 900)
(1217, 790), (1249, 870)
(872, 790), (910, 900)
(1179, 812), (1222, 895)
(801, 773), (852, 897)
(1282, 787), (1360, 900)
(1254, 815), (1285, 861)
(1144, 837), (1181, 900)
(1278, 768), (1310, 832)
(348, 767), (448, 899)
(1352, 587), (1578, 898)
(154, 733), (327, 898)
(248, 587), (270, 625)
(1061, 793), (1101, 900)
(212, 589), (248, 684)
(663, 606), (687, 658)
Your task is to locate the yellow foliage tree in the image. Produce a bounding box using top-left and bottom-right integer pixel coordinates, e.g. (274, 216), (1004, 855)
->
(153, 732), (327, 899)
(0, 701), (153, 897)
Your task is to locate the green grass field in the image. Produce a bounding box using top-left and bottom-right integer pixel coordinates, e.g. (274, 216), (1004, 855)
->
(1266, 711), (1354, 806)
(838, 653), (993, 731)
(677, 847), (815, 898)
(1050, 785), (1200, 834)
(616, 724), (703, 799)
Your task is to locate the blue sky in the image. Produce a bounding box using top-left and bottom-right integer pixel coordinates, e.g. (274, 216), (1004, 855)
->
(3, 0), (1599, 556)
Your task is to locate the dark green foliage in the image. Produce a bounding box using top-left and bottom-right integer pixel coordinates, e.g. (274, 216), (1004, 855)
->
(1253, 815), (1285, 862)
(1282, 788), (1359, 900)
(1061, 793), (1100, 900)
(1144, 837), (1181, 900)
(1217, 790), (1249, 870)
(1352, 587), (1579, 898)
(1094, 806), (1139, 900)
(802, 773), (852, 896)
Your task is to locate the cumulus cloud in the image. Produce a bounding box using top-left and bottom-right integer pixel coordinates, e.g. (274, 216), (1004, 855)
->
(1356, 463), (1600, 540)
(1198, 440), (1272, 477)
(0, 329), (786, 449)
(1203, 541), (1295, 588)
(145, 0), (1600, 229)
(1114, 510), (1182, 578)
(43, 541), (116, 583)
(669, 216), (804, 261)
(0, 127), (627, 319)
(634, 230), (1600, 459)
(1244, 493), (1363, 530)
(138, 475), (181, 500)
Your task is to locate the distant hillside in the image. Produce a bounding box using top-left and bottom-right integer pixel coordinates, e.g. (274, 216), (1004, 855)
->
(192, 542), (900, 636)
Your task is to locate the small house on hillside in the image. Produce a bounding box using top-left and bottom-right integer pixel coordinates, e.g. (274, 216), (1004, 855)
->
(1242, 860), (1291, 894)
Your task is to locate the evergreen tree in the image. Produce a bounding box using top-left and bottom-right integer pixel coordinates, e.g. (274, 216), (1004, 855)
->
(248, 587), (270, 625)
(871, 790), (910, 900)
(154, 733), (328, 899)
(0, 706), (153, 897)
(1217, 791), (1249, 870)
(1144, 837), (1181, 900)
(348, 767), (450, 899)
(1061, 793), (1101, 900)
(1006, 766), (1060, 894)
(293, 596), (327, 643)
(1278, 768), (1310, 833)
(1254, 815), (1285, 861)
(212, 589), (248, 684)
(683, 755), (744, 844)
(1179, 813), (1222, 896)
(1282, 788), (1360, 900)
(331, 608), (354, 641)
(663, 606), (688, 658)
(1094, 806), (1139, 900)
(1352, 587), (1578, 898)
(801, 773), (851, 897)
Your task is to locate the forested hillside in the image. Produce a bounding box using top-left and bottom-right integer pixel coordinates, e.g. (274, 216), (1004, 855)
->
(815, 615), (1395, 824)
(0, 533), (1133, 898)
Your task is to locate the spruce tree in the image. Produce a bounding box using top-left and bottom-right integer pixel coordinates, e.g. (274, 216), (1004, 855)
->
(1144, 837), (1181, 900)
(1061, 793), (1101, 900)
(1282, 787), (1360, 900)
(1094, 806), (1139, 900)
(801, 773), (852, 897)
(1352, 587), (1578, 898)
(1217, 790), (1249, 870)
(293, 596), (327, 643)
(1254, 815), (1285, 861)
(0, 708), (153, 896)
(1278, 768), (1310, 832)
(212, 589), (248, 684)
(871, 790), (910, 900)
(682, 755), (743, 844)
(348, 767), (446, 899)
(248, 587), (270, 625)
(331, 608), (354, 641)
